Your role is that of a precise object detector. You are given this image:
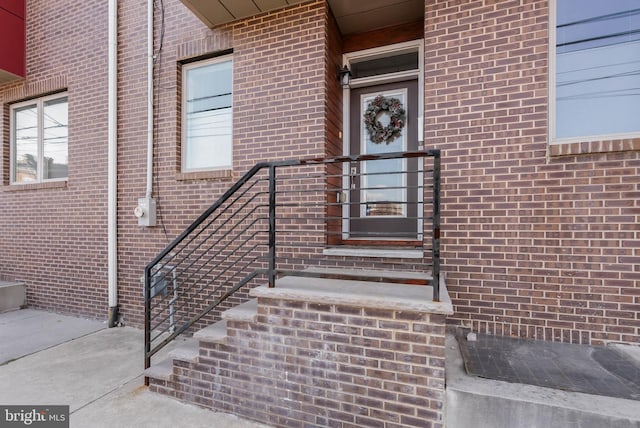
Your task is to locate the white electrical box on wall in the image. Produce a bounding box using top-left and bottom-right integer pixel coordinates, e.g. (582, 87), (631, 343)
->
(134, 197), (156, 227)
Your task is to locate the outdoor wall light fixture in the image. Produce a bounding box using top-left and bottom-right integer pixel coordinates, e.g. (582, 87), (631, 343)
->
(338, 65), (351, 88)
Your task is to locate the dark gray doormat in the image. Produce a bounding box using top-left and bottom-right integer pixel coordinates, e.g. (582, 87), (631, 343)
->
(456, 333), (640, 401)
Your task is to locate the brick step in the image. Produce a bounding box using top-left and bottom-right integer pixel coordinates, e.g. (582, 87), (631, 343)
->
(144, 337), (199, 381)
(0, 281), (26, 313)
(146, 272), (449, 387)
(145, 300), (259, 383)
(148, 277), (453, 427)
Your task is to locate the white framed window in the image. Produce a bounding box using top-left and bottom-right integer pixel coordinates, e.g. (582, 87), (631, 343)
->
(182, 55), (233, 172)
(550, 0), (640, 143)
(10, 93), (69, 184)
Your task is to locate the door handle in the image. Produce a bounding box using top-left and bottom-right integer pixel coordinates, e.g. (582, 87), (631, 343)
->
(350, 165), (357, 189)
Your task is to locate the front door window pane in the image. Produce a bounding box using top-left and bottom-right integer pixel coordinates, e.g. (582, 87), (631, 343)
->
(361, 91), (407, 218)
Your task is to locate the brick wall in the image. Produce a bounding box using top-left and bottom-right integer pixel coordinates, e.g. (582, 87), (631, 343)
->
(2, 0), (638, 346)
(0, 0), (331, 324)
(150, 294), (447, 428)
(116, 0), (328, 328)
(0, 0), (109, 317)
(325, 7), (342, 160)
(425, 0), (640, 345)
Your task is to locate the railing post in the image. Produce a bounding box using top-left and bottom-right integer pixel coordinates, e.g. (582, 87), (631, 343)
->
(144, 266), (152, 383)
(268, 165), (277, 288)
(431, 151), (441, 302)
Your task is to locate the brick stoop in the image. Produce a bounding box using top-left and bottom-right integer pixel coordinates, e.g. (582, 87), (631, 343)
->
(146, 275), (453, 427)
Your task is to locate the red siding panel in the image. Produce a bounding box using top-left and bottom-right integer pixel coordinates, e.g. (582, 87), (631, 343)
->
(1, 0), (25, 18)
(0, 0), (26, 78)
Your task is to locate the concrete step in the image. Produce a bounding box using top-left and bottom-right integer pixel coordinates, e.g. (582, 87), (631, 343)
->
(445, 334), (640, 428)
(0, 281), (26, 313)
(221, 299), (258, 322)
(253, 276), (452, 314)
(168, 338), (199, 363)
(144, 357), (173, 382)
(193, 319), (228, 343)
(191, 299), (258, 344)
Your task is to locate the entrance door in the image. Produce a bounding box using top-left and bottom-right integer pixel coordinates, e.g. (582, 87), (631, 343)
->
(347, 79), (420, 242)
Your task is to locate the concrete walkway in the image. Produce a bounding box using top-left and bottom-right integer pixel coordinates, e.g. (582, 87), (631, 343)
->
(0, 309), (104, 365)
(0, 309), (271, 428)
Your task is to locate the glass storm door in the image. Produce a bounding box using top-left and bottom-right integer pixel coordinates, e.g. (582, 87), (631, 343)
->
(348, 79), (419, 241)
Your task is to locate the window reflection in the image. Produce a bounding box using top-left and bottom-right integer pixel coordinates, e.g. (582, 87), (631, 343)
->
(555, 0), (640, 140)
(12, 95), (68, 184)
(43, 97), (68, 179)
(361, 91), (407, 217)
(183, 57), (233, 171)
(14, 105), (38, 182)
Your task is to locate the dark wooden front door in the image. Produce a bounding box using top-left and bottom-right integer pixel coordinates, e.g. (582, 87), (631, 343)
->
(347, 79), (420, 241)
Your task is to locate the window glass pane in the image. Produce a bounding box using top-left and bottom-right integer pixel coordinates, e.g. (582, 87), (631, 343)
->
(361, 92), (407, 217)
(185, 108), (232, 170)
(185, 59), (232, 170)
(351, 52), (418, 79)
(13, 104), (38, 183)
(43, 97), (68, 179)
(556, 0), (640, 139)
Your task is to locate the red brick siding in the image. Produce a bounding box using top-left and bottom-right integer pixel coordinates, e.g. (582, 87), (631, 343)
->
(325, 7), (343, 245)
(1, 0), (638, 347)
(425, 0), (640, 344)
(0, 0), (109, 317)
(115, 0), (328, 327)
(325, 6), (342, 160)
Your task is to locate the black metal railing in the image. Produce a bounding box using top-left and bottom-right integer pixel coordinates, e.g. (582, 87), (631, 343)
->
(144, 150), (441, 370)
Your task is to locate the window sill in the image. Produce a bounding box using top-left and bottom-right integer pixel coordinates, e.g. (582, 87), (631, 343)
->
(176, 169), (233, 181)
(3, 180), (68, 192)
(549, 138), (640, 157)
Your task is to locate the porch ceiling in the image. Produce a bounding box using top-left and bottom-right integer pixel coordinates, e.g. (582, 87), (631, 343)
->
(329, 0), (424, 35)
(179, 0), (424, 34)
(0, 69), (23, 85)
